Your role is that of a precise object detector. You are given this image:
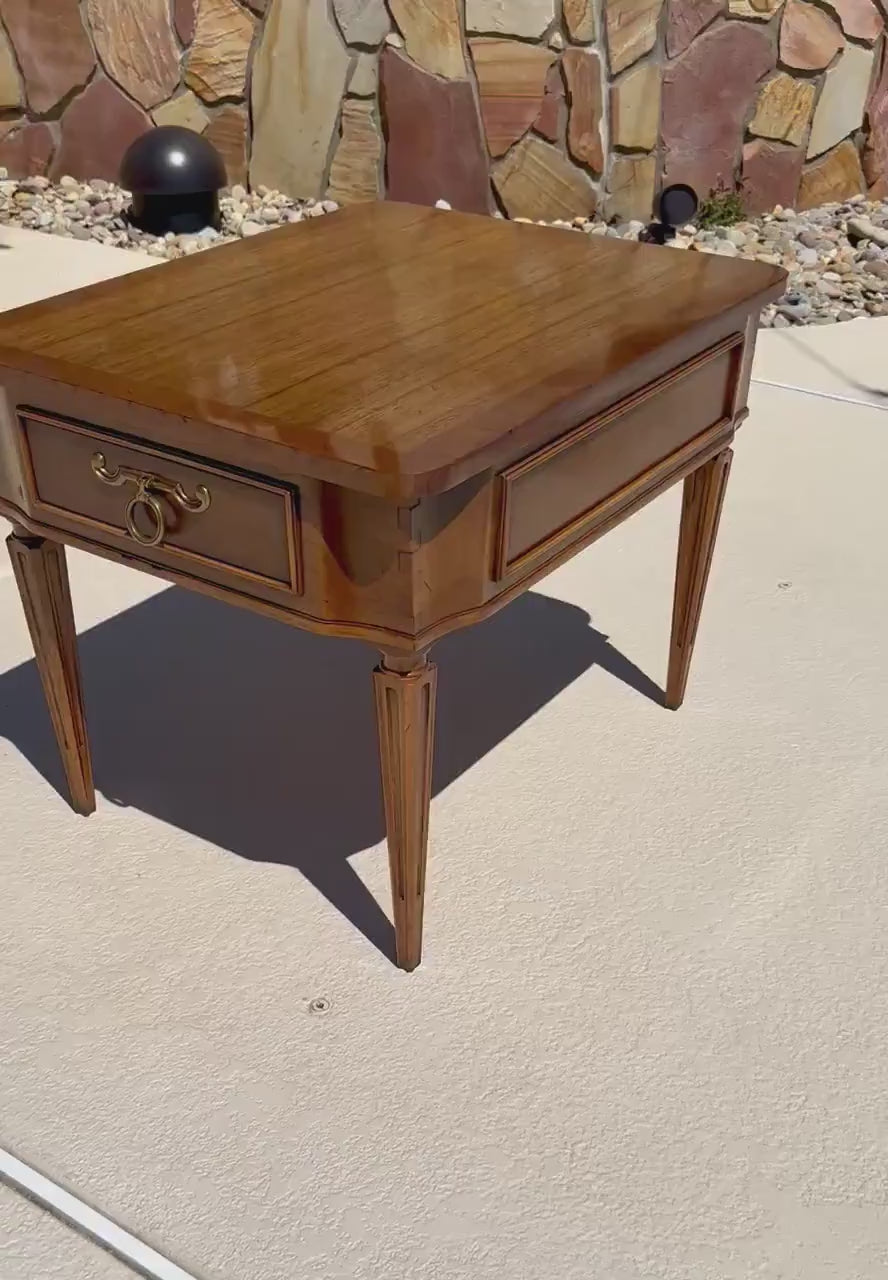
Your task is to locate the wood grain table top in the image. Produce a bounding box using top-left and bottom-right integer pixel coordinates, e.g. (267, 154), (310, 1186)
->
(0, 202), (784, 497)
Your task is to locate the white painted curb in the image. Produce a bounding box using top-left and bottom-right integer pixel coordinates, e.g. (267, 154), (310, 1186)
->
(0, 1145), (202, 1280)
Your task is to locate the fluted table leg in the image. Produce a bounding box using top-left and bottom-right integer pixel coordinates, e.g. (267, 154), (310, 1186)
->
(666, 449), (733, 711)
(7, 530), (94, 815)
(373, 651), (437, 971)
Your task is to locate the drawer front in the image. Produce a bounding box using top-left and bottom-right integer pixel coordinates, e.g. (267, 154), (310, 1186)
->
(19, 410), (302, 593)
(492, 334), (743, 579)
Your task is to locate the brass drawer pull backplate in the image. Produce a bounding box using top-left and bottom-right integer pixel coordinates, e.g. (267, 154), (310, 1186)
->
(90, 450), (211, 547)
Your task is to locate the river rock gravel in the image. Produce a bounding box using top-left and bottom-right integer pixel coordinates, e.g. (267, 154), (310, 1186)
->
(0, 172), (336, 259)
(3, 170), (888, 328)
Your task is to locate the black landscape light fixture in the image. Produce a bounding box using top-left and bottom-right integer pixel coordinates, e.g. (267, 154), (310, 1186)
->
(640, 184), (699, 245)
(120, 126), (227, 236)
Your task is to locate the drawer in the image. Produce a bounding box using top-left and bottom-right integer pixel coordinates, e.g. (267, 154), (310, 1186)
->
(18, 410), (302, 594)
(492, 333), (743, 579)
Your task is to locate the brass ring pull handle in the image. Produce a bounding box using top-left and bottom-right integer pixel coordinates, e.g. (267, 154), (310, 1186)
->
(124, 484), (167, 547)
(91, 452), (211, 549)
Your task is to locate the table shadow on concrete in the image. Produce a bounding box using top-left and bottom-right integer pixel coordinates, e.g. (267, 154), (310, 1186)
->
(0, 585), (663, 961)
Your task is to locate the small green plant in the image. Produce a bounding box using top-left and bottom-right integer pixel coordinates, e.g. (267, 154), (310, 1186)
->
(696, 185), (746, 229)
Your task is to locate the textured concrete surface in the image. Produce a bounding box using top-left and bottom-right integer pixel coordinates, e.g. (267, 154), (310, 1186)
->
(0, 377), (887, 1278)
(0, 234), (887, 1277)
(0, 225), (155, 310)
(754, 314), (888, 407)
(0, 1182), (131, 1279)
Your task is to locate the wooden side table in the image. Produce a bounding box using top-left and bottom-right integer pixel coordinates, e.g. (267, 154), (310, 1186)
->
(0, 204), (784, 970)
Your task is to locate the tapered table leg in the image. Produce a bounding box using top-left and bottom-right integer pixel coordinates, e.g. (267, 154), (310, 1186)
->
(373, 651), (437, 971)
(666, 449), (733, 711)
(7, 530), (95, 815)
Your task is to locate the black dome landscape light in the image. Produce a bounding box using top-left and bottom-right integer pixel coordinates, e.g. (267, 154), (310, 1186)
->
(120, 126), (227, 237)
(640, 184), (699, 245)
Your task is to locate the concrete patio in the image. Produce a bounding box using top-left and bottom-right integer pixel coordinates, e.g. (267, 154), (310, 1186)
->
(0, 229), (886, 1280)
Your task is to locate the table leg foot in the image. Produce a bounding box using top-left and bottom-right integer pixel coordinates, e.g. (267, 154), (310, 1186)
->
(7, 530), (95, 815)
(666, 448), (733, 712)
(373, 652), (437, 972)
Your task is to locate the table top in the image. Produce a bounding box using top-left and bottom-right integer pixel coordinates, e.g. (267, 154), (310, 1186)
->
(0, 202), (784, 495)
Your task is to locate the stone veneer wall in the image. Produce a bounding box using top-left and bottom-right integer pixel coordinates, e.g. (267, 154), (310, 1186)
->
(1, 0), (888, 218)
